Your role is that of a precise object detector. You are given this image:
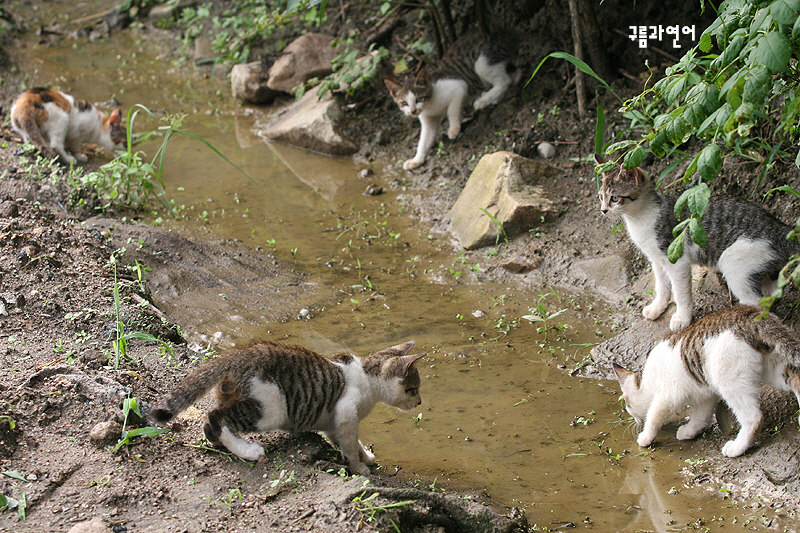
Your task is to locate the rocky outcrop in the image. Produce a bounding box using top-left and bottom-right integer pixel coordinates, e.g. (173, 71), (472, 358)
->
(449, 152), (561, 250)
(266, 33), (338, 93)
(231, 61), (279, 104)
(257, 91), (357, 156)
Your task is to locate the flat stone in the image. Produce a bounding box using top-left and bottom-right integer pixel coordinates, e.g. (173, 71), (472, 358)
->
(570, 253), (631, 304)
(67, 518), (114, 533)
(448, 152), (560, 250)
(89, 420), (122, 445)
(258, 91), (357, 156)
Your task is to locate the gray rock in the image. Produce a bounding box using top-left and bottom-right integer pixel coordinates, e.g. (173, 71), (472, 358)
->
(267, 33), (338, 93)
(89, 420), (122, 445)
(584, 318), (669, 379)
(448, 152), (560, 250)
(570, 253), (631, 305)
(231, 62), (279, 104)
(537, 141), (556, 159)
(258, 91), (357, 156)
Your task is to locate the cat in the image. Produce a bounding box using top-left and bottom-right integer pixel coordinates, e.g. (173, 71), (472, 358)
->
(151, 340), (425, 475)
(595, 154), (798, 331)
(385, 32), (520, 170)
(613, 305), (800, 457)
(10, 87), (125, 164)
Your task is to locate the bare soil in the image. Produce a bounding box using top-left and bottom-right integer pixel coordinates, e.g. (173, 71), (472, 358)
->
(2, 1), (800, 532)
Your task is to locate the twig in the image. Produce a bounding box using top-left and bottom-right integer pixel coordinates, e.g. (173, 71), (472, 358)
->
(35, 357), (67, 371)
(568, 0), (586, 118)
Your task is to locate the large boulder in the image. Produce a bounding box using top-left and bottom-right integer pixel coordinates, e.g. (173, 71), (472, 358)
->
(257, 90), (357, 156)
(267, 33), (338, 93)
(231, 61), (279, 104)
(449, 152), (561, 250)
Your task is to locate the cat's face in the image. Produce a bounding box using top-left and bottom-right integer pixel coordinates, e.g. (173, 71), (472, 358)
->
(595, 155), (647, 216)
(385, 70), (433, 118)
(613, 363), (645, 425)
(366, 342), (425, 409)
(104, 109), (127, 148)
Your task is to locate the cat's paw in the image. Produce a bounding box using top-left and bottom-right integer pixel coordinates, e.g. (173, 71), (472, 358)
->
(676, 424), (701, 441)
(473, 95), (495, 110)
(359, 445), (377, 465)
(349, 461), (371, 476)
(669, 312), (692, 331)
(721, 439), (748, 458)
(75, 153), (88, 163)
(403, 159), (424, 170)
(447, 124), (461, 140)
(637, 432), (655, 448)
(642, 302), (667, 321)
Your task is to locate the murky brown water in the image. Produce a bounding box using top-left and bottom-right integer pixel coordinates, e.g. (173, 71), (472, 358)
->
(13, 19), (785, 531)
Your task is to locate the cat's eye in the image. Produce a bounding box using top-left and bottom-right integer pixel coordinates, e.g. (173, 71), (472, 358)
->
(610, 195), (620, 203)
(405, 387), (418, 395)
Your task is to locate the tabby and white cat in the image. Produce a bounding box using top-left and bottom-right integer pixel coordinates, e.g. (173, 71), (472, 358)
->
(614, 305), (800, 457)
(596, 155), (798, 331)
(152, 340), (425, 475)
(10, 87), (125, 164)
(385, 33), (520, 170)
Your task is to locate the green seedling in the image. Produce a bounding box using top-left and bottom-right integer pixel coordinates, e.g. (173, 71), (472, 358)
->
(113, 396), (170, 453)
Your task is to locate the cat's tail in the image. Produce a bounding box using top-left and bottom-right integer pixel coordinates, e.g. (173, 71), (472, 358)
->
(150, 356), (235, 423)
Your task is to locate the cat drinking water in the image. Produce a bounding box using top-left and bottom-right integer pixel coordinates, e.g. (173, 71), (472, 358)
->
(614, 305), (800, 457)
(10, 87), (125, 164)
(152, 340), (425, 475)
(596, 155), (798, 330)
(385, 33), (520, 170)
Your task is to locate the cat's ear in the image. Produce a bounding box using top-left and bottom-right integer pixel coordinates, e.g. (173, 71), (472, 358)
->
(384, 79), (402, 97)
(593, 154), (608, 165)
(388, 340), (415, 355)
(109, 108), (122, 126)
(613, 363), (639, 392)
(400, 352), (426, 372)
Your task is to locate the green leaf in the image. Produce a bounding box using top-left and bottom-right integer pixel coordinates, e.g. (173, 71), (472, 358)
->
(752, 31), (791, 73)
(689, 217), (707, 247)
(2, 471), (26, 482)
(699, 32), (713, 52)
(781, 96), (800, 129)
(770, 0), (800, 25)
(668, 232), (685, 263)
(743, 65), (771, 104)
(605, 140), (638, 154)
(697, 144), (722, 181)
(623, 146), (646, 169)
(595, 102), (605, 155)
(675, 183), (711, 219)
(665, 115), (692, 145)
(793, 16), (800, 37)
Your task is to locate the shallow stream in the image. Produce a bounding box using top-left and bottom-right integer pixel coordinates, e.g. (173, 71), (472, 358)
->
(13, 19), (783, 531)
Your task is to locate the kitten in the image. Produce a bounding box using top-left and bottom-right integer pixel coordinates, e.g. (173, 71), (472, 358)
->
(385, 32), (520, 170)
(596, 155), (798, 331)
(10, 87), (125, 164)
(614, 305), (800, 457)
(152, 340), (425, 474)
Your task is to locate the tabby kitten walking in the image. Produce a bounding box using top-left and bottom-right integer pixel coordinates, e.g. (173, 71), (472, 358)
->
(385, 32), (520, 170)
(596, 155), (798, 330)
(152, 341), (425, 474)
(10, 87), (125, 164)
(614, 305), (800, 457)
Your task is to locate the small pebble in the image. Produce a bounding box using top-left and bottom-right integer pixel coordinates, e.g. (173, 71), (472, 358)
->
(537, 142), (556, 159)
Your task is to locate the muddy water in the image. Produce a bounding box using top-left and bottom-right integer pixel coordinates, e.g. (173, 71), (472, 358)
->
(17, 28), (778, 531)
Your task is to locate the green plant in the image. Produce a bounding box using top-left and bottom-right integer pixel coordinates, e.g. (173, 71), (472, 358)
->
(0, 491), (26, 520)
(522, 290), (568, 341)
(597, 0), (800, 309)
(109, 254), (173, 369)
(478, 208), (508, 245)
(113, 396), (170, 453)
(351, 490), (416, 524)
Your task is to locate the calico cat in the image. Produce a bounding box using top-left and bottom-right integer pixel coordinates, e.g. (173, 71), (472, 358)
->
(10, 87), (125, 164)
(596, 155), (798, 331)
(614, 305), (800, 457)
(385, 32), (520, 170)
(152, 340), (425, 474)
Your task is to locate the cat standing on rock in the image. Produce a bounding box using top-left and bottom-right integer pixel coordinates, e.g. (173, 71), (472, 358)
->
(385, 32), (520, 170)
(596, 154), (798, 331)
(10, 87), (125, 164)
(614, 305), (800, 458)
(152, 340), (426, 475)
